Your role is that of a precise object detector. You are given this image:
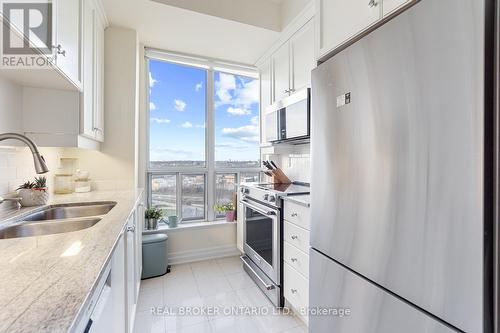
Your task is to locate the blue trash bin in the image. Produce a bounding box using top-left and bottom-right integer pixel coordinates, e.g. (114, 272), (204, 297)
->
(142, 234), (168, 279)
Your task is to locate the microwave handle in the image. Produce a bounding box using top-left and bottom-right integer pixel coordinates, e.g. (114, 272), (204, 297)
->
(241, 199), (276, 216)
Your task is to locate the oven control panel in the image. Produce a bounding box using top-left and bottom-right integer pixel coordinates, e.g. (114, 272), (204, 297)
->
(240, 185), (281, 208)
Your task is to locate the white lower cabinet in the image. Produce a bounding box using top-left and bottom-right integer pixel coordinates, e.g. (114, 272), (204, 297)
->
(284, 262), (309, 324)
(125, 205), (142, 333)
(284, 221), (310, 254)
(236, 188), (244, 252)
(283, 200), (311, 326)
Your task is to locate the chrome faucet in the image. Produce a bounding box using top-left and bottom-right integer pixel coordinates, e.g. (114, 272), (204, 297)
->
(0, 133), (49, 208)
(0, 133), (49, 174)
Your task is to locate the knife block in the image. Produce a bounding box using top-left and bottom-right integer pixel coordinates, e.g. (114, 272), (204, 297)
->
(271, 168), (291, 184)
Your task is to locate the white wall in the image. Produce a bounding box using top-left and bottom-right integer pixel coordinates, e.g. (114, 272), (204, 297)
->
(162, 223), (239, 264)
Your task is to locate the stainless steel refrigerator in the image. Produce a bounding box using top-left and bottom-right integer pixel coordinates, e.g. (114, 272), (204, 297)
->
(310, 0), (497, 332)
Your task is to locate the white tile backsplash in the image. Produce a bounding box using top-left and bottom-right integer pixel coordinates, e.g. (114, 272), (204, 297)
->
(263, 144), (311, 183)
(0, 146), (63, 211)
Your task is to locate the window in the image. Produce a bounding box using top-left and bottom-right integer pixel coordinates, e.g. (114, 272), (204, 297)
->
(151, 174), (177, 216)
(215, 173), (237, 218)
(147, 51), (261, 222)
(181, 174), (206, 221)
(149, 61), (206, 168)
(214, 71), (260, 169)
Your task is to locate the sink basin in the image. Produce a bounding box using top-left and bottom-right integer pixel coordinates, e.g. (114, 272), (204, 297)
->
(0, 218), (101, 239)
(23, 202), (116, 221)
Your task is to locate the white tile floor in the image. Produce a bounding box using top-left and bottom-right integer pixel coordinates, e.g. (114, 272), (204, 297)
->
(134, 256), (308, 333)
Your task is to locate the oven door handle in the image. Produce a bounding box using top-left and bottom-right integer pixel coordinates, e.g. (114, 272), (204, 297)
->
(241, 200), (276, 216)
(240, 256), (275, 290)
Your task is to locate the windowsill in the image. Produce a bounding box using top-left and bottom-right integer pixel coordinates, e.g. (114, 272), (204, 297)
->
(142, 220), (237, 234)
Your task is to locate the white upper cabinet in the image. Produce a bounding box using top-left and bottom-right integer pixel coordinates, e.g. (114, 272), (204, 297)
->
(272, 42), (291, 103)
(54, 0), (82, 87)
(383, 0), (409, 15)
(270, 18), (315, 104)
(290, 20), (315, 93)
(316, 0), (413, 60)
(316, 0), (380, 60)
(81, 0), (106, 142)
(259, 58), (272, 145)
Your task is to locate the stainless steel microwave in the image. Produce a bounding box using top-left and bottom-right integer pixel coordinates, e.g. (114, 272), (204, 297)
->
(265, 88), (310, 144)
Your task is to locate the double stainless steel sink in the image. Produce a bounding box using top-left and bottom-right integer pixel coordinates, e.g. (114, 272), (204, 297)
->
(0, 201), (116, 239)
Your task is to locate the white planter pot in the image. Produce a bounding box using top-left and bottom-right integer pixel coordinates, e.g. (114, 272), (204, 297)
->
(18, 189), (49, 207)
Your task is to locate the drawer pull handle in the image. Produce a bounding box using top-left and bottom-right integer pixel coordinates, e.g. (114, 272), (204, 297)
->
(291, 258), (298, 262)
(291, 212), (298, 217)
(291, 289), (298, 294)
(291, 235), (298, 240)
(368, 0), (378, 7)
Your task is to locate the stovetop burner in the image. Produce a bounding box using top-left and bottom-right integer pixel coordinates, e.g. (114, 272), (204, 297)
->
(254, 182), (310, 196)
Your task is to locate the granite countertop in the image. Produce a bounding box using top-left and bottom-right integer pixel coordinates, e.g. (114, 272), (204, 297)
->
(0, 189), (143, 333)
(282, 194), (310, 207)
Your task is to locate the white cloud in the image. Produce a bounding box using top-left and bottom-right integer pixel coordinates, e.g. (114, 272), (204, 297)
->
(214, 73), (259, 109)
(150, 117), (170, 124)
(251, 116), (259, 125)
(215, 73), (236, 105)
(195, 82), (203, 92)
(149, 72), (158, 88)
(181, 121), (193, 128)
(150, 102), (157, 111)
(195, 123), (206, 128)
(174, 99), (186, 112)
(235, 79), (259, 107)
(227, 107), (251, 116)
(221, 124), (259, 143)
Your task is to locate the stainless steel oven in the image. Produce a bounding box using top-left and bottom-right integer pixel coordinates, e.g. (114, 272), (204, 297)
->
(240, 187), (283, 307)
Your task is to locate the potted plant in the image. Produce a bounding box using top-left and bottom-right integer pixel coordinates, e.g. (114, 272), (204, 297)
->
(17, 176), (49, 207)
(214, 202), (236, 222)
(145, 207), (164, 230)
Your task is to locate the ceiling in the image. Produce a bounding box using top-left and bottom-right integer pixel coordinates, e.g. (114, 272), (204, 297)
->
(101, 0), (310, 65)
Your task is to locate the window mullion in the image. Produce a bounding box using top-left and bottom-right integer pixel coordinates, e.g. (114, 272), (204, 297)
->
(207, 69), (216, 221)
(176, 172), (182, 221)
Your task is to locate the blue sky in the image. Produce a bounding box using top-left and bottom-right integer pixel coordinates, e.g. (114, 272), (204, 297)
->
(149, 59), (260, 163)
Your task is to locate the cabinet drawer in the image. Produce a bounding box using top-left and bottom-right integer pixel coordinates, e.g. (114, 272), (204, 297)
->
(284, 242), (309, 278)
(284, 221), (310, 253)
(284, 201), (310, 230)
(284, 262), (309, 314)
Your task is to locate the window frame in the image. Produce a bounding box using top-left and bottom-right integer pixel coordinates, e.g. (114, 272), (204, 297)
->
(145, 49), (261, 222)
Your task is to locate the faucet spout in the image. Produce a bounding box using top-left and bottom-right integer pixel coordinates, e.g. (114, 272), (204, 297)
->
(0, 133), (49, 174)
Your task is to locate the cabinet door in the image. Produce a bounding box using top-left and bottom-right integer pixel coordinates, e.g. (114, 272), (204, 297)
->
(93, 10), (105, 142)
(55, 0), (81, 86)
(290, 19), (315, 92)
(236, 189), (244, 252)
(125, 215), (137, 333)
(272, 42), (290, 102)
(81, 0), (95, 138)
(259, 58), (272, 145)
(383, 0), (409, 15)
(316, 0), (381, 59)
(134, 205), (143, 298)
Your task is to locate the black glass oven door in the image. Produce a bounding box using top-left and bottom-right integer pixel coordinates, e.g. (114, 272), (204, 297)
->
(245, 205), (274, 266)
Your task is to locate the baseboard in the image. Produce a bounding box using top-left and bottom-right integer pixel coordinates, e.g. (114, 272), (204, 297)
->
(169, 244), (241, 265)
